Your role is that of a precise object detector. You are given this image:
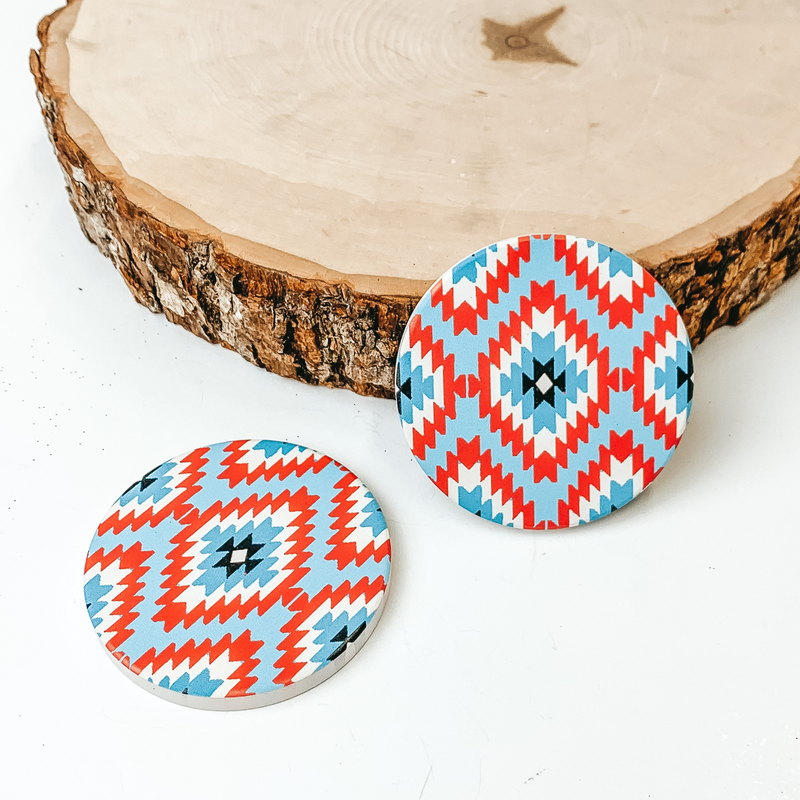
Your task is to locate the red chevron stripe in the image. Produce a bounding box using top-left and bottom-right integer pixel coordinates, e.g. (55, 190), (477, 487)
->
(98, 447), (207, 536)
(620, 305), (684, 448)
(131, 630), (263, 698)
(473, 281), (615, 482)
(325, 471), (391, 570)
(556, 430), (659, 526)
(218, 440), (332, 489)
(153, 487), (316, 632)
(554, 235), (656, 328)
(86, 540), (154, 653)
(430, 237), (531, 335)
(274, 576), (387, 685)
(432, 436), (535, 527)
(407, 316), (466, 460)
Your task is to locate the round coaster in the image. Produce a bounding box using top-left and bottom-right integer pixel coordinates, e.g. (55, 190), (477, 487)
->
(395, 234), (694, 529)
(84, 440), (391, 709)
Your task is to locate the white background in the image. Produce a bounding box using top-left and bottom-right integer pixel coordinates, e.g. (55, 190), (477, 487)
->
(2, 3), (800, 798)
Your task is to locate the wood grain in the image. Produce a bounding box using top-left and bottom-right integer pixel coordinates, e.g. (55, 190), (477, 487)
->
(32, 0), (800, 397)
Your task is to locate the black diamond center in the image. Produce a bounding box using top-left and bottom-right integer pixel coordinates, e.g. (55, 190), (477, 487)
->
(522, 357), (566, 408)
(213, 533), (265, 578)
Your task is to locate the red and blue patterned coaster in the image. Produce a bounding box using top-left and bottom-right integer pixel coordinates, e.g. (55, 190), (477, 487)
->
(84, 440), (391, 709)
(396, 235), (694, 529)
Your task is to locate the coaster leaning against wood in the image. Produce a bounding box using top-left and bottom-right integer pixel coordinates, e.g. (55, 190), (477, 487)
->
(31, 0), (800, 398)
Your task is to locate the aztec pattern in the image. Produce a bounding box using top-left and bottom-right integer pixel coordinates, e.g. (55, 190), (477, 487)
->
(84, 441), (391, 702)
(396, 235), (693, 529)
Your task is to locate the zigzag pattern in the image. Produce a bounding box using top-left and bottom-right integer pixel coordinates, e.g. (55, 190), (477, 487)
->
(85, 540), (153, 653)
(98, 447), (206, 535)
(325, 472), (391, 569)
(396, 235), (693, 529)
(396, 311), (467, 461)
(84, 440), (391, 704)
(470, 280), (619, 482)
(621, 305), (693, 449)
(430, 236), (530, 335)
(554, 235), (656, 328)
(275, 576), (388, 686)
(132, 631), (263, 699)
(152, 488), (316, 630)
(556, 430), (659, 528)
(218, 440), (330, 487)
(432, 436), (535, 528)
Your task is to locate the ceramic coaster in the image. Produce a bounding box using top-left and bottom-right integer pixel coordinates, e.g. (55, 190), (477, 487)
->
(84, 440), (391, 710)
(396, 234), (694, 529)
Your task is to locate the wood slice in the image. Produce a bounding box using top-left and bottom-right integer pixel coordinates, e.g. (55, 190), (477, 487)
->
(32, 0), (800, 398)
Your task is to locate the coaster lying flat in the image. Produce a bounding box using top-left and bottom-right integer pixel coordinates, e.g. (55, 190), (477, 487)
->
(84, 440), (391, 709)
(396, 235), (693, 529)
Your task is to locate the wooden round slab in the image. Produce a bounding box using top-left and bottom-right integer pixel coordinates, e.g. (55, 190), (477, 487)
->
(32, 0), (800, 397)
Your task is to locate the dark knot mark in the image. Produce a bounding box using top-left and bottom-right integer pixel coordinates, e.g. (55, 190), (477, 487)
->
(482, 7), (577, 66)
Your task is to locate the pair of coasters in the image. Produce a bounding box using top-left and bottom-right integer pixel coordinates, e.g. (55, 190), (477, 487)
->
(84, 234), (693, 709)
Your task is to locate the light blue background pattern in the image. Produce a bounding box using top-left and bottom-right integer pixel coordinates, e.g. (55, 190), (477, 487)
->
(396, 235), (693, 528)
(84, 441), (391, 700)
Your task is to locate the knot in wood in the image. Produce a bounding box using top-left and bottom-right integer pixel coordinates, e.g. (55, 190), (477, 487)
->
(504, 35), (530, 49)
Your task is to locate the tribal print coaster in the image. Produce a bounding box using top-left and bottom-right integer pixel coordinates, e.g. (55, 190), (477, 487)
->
(396, 234), (694, 529)
(84, 440), (391, 709)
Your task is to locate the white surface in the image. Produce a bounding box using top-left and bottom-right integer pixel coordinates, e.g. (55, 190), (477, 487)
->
(3, 4), (800, 798)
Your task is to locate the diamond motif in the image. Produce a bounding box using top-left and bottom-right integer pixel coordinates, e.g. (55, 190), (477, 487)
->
(396, 235), (693, 529)
(214, 535), (264, 578)
(84, 440), (391, 707)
